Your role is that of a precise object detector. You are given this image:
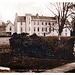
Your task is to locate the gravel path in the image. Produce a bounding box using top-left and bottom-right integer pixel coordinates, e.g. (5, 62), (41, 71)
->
(42, 62), (75, 73)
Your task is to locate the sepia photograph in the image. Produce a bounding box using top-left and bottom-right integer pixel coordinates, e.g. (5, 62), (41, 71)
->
(0, 0), (75, 73)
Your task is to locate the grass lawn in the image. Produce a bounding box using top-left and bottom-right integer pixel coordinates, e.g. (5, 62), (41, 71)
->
(0, 52), (75, 72)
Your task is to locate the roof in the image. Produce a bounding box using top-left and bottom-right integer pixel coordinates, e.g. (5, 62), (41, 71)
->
(17, 16), (26, 22)
(31, 16), (56, 20)
(6, 21), (14, 26)
(16, 14), (56, 22)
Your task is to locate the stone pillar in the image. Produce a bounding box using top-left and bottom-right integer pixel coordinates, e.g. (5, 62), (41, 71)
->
(14, 13), (18, 33)
(26, 14), (31, 35)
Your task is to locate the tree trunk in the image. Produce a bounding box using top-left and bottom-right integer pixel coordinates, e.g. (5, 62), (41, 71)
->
(58, 34), (61, 40)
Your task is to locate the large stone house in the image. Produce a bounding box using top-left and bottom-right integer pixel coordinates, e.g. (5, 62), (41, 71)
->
(0, 13), (72, 36)
(14, 13), (59, 36)
(14, 13), (72, 36)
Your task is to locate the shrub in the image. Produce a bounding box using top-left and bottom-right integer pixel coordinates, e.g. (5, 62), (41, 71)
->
(9, 33), (54, 59)
(9, 33), (75, 60)
(54, 39), (74, 60)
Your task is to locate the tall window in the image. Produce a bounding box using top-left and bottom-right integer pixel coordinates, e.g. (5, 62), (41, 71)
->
(53, 23), (54, 25)
(49, 22), (51, 25)
(42, 22), (43, 25)
(38, 27), (39, 32)
(34, 27), (35, 31)
(49, 28), (51, 32)
(10, 27), (11, 31)
(46, 28), (47, 32)
(45, 22), (47, 25)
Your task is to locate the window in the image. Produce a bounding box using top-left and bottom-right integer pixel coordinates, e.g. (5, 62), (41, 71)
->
(46, 28), (47, 32)
(34, 27), (35, 31)
(9, 32), (11, 35)
(43, 28), (46, 31)
(45, 22), (47, 25)
(49, 22), (51, 25)
(49, 28), (51, 32)
(53, 23), (54, 25)
(10, 27), (11, 31)
(42, 22), (43, 25)
(20, 19), (22, 25)
(38, 27), (39, 32)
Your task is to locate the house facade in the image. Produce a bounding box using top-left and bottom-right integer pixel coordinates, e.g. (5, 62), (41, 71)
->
(6, 20), (14, 35)
(61, 21), (72, 36)
(14, 13), (72, 36)
(14, 13), (59, 36)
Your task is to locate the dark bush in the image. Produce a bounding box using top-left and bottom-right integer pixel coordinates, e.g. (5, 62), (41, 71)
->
(54, 39), (74, 60)
(9, 33), (75, 60)
(9, 33), (54, 59)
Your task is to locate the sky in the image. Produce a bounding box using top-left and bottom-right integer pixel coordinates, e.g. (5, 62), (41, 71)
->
(0, 0), (74, 24)
(0, 0), (55, 23)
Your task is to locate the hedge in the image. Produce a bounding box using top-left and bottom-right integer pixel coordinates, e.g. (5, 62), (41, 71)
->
(9, 33), (75, 60)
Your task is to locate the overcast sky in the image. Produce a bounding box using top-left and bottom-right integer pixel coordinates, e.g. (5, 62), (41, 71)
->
(0, 0), (74, 23)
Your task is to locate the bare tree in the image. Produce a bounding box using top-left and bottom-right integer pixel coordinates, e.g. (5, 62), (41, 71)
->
(44, 2), (75, 40)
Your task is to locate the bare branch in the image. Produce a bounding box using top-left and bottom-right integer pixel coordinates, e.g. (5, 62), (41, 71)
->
(43, 2), (57, 16)
(50, 3), (60, 14)
(66, 12), (75, 18)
